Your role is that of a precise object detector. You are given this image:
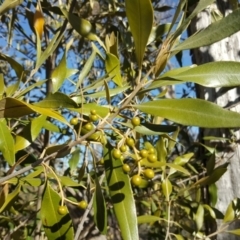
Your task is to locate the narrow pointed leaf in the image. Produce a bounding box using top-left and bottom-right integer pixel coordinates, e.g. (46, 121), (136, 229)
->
(162, 179), (172, 201)
(134, 98), (240, 128)
(169, 62), (240, 88)
(34, 92), (78, 108)
(137, 215), (163, 224)
(105, 53), (122, 86)
(0, 120), (15, 166)
(76, 50), (96, 89)
(227, 229), (240, 236)
(0, 0), (23, 15)
(224, 201), (235, 222)
(0, 184), (21, 213)
(104, 145), (138, 240)
(93, 175), (107, 234)
(40, 182), (74, 239)
(51, 52), (67, 93)
(195, 204), (204, 231)
(125, 0), (153, 67)
(173, 8), (240, 51)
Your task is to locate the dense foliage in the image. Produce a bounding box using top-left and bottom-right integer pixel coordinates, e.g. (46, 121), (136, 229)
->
(1, 0), (240, 239)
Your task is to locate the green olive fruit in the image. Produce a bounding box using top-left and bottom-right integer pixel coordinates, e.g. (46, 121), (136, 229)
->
(89, 114), (98, 122)
(131, 117), (140, 126)
(120, 145), (127, 153)
(144, 169), (155, 179)
(131, 175), (142, 186)
(140, 149), (148, 158)
(90, 109), (97, 115)
(58, 205), (68, 215)
(147, 154), (157, 163)
(70, 117), (78, 126)
(84, 123), (93, 131)
(112, 149), (122, 159)
(126, 138), (135, 148)
(122, 163), (131, 173)
(78, 200), (88, 209)
(148, 147), (155, 154)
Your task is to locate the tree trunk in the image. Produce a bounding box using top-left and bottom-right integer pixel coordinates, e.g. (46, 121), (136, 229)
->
(189, 1), (240, 239)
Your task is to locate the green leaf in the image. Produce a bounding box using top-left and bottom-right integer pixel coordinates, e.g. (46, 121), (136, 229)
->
(173, 153), (194, 166)
(168, 62), (240, 88)
(18, 80), (47, 98)
(34, 92), (78, 108)
(20, 177), (42, 187)
(0, 0), (23, 16)
(125, 0), (153, 67)
(0, 74), (5, 97)
(93, 175), (107, 234)
(0, 98), (68, 125)
(40, 182), (74, 239)
(68, 149), (80, 172)
(209, 184), (218, 207)
(172, 0), (215, 41)
(61, 7), (96, 40)
(134, 98), (240, 128)
(15, 115), (46, 152)
(173, 8), (240, 52)
(70, 103), (110, 118)
(162, 178), (172, 201)
(203, 204), (216, 219)
(36, 32), (62, 70)
(85, 86), (130, 99)
(0, 53), (25, 82)
(224, 201), (235, 222)
(167, 163), (190, 176)
(51, 52), (67, 93)
(0, 184), (21, 213)
(195, 168), (227, 186)
(206, 153), (216, 175)
(137, 215), (163, 224)
(0, 120), (15, 166)
(42, 120), (61, 133)
(76, 50), (96, 89)
(227, 229), (240, 236)
(105, 53), (122, 86)
(104, 145), (138, 240)
(195, 204), (204, 231)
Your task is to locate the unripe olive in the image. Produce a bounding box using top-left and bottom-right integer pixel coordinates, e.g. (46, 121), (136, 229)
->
(70, 117), (78, 126)
(147, 154), (157, 163)
(78, 200), (88, 209)
(131, 175), (142, 186)
(112, 148), (122, 159)
(126, 138), (135, 147)
(144, 169), (155, 179)
(58, 205), (67, 215)
(131, 117), (140, 126)
(122, 163), (131, 173)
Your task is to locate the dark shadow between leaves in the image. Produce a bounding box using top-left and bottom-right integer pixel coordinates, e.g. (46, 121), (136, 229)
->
(111, 193), (125, 204)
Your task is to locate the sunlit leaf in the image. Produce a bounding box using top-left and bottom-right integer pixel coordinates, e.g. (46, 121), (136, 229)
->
(0, 0), (23, 15)
(162, 178), (172, 201)
(40, 182), (74, 239)
(0, 120), (15, 166)
(76, 50), (96, 89)
(34, 92), (78, 108)
(173, 8), (240, 52)
(34, 4), (45, 40)
(125, 0), (153, 67)
(104, 145), (138, 239)
(168, 62), (240, 88)
(137, 215), (163, 224)
(227, 229), (240, 236)
(224, 201), (235, 222)
(0, 184), (21, 213)
(105, 53), (122, 86)
(195, 204), (204, 231)
(134, 98), (240, 128)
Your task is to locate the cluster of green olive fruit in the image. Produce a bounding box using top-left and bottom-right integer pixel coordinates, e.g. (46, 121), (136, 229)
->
(70, 110), (106, 144)
(58, 200), (88, 215)
(111, 131), (157, 187)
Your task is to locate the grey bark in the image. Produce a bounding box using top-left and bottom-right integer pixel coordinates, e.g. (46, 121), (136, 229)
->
(189, 1), (240, 239)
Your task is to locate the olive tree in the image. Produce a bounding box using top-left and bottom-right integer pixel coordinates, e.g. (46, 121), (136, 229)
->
(1, 0), (240, 239)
